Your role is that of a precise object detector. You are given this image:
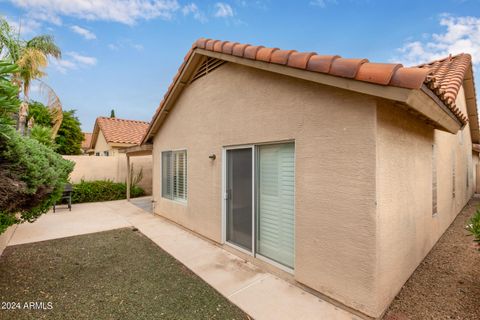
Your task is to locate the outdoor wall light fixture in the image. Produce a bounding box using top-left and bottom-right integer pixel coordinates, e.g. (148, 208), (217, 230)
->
(209, 154), (216, 160)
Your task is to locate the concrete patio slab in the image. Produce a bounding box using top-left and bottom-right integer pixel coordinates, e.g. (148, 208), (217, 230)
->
(9, 201), (132, 245)
(6, 199), (361, 320)
(229, 275), (357, 320)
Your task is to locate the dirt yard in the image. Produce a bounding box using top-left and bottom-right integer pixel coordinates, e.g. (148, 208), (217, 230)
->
(0, 228), (249, 320)
(384, 197), (480, 320)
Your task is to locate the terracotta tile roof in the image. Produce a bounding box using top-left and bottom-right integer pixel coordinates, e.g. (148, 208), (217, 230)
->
(416, 54), (472, 124)
(143, 38), (475, 143)
(81, 132), (92, 150)
(95, 117), (149, 145)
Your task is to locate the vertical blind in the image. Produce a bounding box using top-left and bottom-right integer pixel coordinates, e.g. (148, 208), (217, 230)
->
(162, 150), (187, 201)
(256, 143), (295, 268)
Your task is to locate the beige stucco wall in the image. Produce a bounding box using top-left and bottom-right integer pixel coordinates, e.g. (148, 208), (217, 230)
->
(152, 63), (379, 315)
(92, 131), (113, 156)
(64, 155), (152, 194)
(375, 86), (476, 315)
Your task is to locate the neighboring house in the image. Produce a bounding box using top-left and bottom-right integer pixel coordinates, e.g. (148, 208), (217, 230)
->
(81, 132), (92, 154)
(141, 38), (479, 318)
(89, 117), (149, 156)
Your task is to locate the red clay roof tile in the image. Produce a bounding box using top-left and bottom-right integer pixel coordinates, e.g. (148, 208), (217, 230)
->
(330, 58), (369, 78)
(287, 52), (316, 69)
(195, 38), (208, 49)
(306, 55), (340, 73)
(144, 38), (475, 143)
(270, 49), (297, 65)
(222, 41), (238, 55)
(81, 132), (92, 150)
(244, 45), (264, 60)
(205, 39), (219, 51)
(95, 117), (149, 145)
(232, 43), (249, 57)
(256, 47), (279, 62)
(213, 40), (227, 52)
(355, 63), (403, 85)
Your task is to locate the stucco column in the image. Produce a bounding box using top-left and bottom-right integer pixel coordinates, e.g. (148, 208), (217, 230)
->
(126, 154), (131, 201)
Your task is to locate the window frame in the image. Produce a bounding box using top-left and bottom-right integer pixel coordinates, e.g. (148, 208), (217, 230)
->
(161, 149), (188, 203)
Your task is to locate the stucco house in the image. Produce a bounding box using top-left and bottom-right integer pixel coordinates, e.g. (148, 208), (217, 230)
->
(89, 117), (149, 156)
(141, 38), (478, 318)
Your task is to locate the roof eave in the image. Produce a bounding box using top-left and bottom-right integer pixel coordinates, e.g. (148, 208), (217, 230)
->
(464, 65), (480, 143)
(89, 119), (101, 150)
(143, 48), (464, 142)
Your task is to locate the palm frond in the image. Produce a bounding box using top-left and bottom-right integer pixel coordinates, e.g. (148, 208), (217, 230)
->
(35, 79), (63, 137)
(26, 35), (61, 59)
(17, 47), (48, 97)
(0, 18), (21, 62)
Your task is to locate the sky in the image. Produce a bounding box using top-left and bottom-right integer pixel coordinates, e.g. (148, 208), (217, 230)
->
(1, 0), (479, 132)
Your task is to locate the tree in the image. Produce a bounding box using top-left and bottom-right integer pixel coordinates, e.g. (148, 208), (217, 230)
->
(27, 100), (52, 127)
(55, 110), (83, 155)
(27, 102), (83, 155)
(0, 61), (20, 137)
(0, 18), (63, 136)
(110, 109), (116, 118)
(0, 58), (73, 234)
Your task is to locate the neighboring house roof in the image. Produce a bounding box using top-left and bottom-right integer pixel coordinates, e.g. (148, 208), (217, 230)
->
(91, 117), (149, 149)
(82, 132), (92, 150)
(142, 38), (478, 144)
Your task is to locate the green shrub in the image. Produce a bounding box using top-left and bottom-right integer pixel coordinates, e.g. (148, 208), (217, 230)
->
(466, 209), (480, 245)
(30, 125), (56, 148)
(71, 180), (144, 204)
(0, 127), (74, 233)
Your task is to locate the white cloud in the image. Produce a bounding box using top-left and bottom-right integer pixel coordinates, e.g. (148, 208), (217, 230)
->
(182, 3), (207, 23)
(108, 43), (119, 51)
(67, 52), (97, 66)
(9, 0), (181, 25)
(70, 25), (96, 40)
(107, 39), (144, 52)
(214, 2), (234, 18)
(51, 52), (96, 74)
(4, 16), (41, 35)
(310, 0), (337, 8)
(132, 44), (144, 51)
(50, 58), (77, 74)
(393, 15), (480, 66)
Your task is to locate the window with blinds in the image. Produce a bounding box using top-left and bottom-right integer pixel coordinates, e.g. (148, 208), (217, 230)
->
(162, 150), (187, 202)
(256, 143), (295, 268)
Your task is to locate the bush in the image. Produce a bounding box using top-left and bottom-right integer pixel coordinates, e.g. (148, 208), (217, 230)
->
(0, 127), (74, 233)
(466, 209), (480, 245)
(0, 59), (74, 234)
(71, 180), (144, 204)
(30, 125), (56, 148)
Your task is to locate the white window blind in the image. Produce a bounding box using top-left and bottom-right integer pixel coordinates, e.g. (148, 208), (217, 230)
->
(162, 150), (187, 201)
(256, 143), (295, 268)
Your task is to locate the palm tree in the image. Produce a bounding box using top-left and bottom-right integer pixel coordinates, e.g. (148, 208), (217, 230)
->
(0, 18), (63, 136)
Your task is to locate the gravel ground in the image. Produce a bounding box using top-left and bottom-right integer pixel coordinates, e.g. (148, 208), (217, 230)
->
(384, 198), (480, 320)
(0, 228), (249, 320)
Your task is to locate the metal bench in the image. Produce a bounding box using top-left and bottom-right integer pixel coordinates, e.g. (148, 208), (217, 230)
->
(53, 183), (73, 213)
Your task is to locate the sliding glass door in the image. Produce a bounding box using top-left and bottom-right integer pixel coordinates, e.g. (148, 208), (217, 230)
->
(226, 148), (253, 251)
(256, 143), (295, 268)
(224, 142), (295, 269)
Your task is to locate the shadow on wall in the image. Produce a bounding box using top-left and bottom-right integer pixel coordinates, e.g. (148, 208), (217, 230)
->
(63, 155), (152, 195)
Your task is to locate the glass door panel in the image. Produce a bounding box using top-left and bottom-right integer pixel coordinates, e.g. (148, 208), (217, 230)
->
(256, 143), (295, 268)
(226, 148), (253, 251)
